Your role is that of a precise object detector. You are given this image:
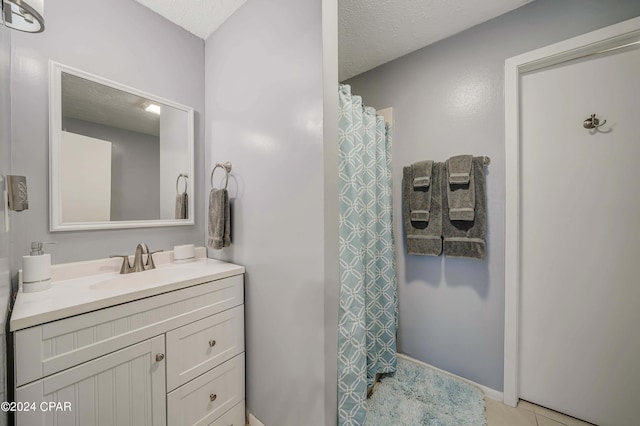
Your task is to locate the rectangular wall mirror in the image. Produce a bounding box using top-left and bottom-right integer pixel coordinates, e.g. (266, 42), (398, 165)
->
(49, 61), (194, 231)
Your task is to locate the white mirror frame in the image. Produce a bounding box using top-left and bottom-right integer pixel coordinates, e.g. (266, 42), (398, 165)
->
(49, 61), (195, 231)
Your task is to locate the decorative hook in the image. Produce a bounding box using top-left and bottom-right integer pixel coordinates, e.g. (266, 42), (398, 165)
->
(583, 114), (607, 129)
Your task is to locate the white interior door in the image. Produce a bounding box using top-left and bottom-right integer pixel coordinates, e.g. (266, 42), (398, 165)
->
(60, 131), (112, 222)
(519, 43), (640, 426)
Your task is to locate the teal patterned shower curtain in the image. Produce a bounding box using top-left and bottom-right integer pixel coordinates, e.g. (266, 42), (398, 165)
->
(337, 84), (398, 425)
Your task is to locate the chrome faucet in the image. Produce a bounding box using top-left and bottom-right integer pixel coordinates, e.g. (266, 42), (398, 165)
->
(110, 244), (163, 274)
(132, 243), (149, 272)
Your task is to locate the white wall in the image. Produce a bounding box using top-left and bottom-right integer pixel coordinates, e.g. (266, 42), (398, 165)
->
(204, 0), (337, 424)
(346, 0), (640, 392)
(9, 0), (205, 270)
(160, 106), (189, 220)
(322, 0), (340, 421)
(0, 22), (11, 426)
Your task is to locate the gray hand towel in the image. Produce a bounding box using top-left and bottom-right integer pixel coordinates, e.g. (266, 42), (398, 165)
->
(403, 163), (442, 256)
(410, 161), (433, 222)
(447, 155), (473, 184)
(443, 157), (487, 259)
(413, 160), (433, 188)
(446, 158), (475, 221)
(207, 188), (231, 249)
(175, 192), (188, 219)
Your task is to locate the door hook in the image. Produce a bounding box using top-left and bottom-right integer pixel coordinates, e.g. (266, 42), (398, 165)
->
(583, 114), (607, 129)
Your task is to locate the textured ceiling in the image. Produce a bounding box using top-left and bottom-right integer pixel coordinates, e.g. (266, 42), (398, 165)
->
(339, 0), (534, 81)
(62, 73), (160, 137)
(133, 0), (247, 39)
(132, 0), (533, 80)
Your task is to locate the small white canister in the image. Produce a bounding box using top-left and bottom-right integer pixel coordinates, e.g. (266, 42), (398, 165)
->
(22, 242), (55, 293)
(173, 244), (195, 263)
(22, 254), (51, 293)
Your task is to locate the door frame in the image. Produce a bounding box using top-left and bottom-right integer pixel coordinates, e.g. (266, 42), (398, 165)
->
(503, 16), (640, 407)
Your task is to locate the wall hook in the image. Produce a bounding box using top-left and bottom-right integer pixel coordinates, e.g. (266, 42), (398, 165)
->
(583, 114), (607, 129)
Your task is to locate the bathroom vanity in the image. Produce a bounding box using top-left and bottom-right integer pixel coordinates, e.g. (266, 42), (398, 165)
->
(9, 248), (245, 426)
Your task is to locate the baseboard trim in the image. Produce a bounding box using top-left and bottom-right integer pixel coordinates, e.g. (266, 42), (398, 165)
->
(247, 412), (266, 426)
(397, 353), (504, 402)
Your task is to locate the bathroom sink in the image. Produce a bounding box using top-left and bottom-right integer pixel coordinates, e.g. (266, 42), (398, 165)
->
(10, 247), (245, 332)
(89, 267), (190, 290)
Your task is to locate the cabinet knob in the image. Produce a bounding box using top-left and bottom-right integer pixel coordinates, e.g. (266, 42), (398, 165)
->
(209, 393), (217, 402)
(156, 353), (165, 362)
(209, 339), (216, 348)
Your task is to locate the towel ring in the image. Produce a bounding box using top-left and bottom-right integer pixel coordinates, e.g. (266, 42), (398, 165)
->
(176, 174), (188, 194)
(211, 162), (232, 190)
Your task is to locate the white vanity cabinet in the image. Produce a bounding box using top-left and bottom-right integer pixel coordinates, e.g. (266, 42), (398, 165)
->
(11, 265), (245, 426)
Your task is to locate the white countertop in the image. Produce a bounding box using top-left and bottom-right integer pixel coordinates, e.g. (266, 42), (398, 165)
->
(10, 251), (244, 331)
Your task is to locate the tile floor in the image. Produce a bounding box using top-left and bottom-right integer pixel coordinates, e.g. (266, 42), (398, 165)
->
(486, 398), (595, 426)
(244, 399), (595, 425)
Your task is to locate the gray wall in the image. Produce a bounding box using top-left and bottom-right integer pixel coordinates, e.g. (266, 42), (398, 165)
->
(346, 0), (640, 392)
(9, 0), (205, 270)
(0, 23), (11, 424)
(63, 118), (161, 221)
(204, 0), (337, 424)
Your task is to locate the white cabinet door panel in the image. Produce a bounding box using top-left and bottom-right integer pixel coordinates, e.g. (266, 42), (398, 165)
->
(16, 336), (166, 426)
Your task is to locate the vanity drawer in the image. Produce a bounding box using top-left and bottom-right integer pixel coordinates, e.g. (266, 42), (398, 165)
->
(167, 305), (244, 391)
(209, 401), (245, 426)
(168, 353), (245, 426)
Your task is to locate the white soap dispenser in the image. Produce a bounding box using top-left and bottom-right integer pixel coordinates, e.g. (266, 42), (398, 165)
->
(22, 241), (55, 293)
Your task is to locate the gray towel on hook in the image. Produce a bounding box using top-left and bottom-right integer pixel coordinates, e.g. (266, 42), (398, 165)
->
(208, 188), (231, 249)
(443, 157), (487, 259)
(175, 192), (188, 220)
(446, 156), (475, 221)
(403, 163), (442, 256)
(410, 161), (433, 222)
(447, 155), (473, 184)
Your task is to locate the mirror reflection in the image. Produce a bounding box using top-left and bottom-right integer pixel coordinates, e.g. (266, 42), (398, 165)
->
(50, 63), (194, 231)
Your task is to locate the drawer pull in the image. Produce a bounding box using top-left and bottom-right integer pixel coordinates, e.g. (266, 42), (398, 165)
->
(155, 353), (165, 362)
(209, 339), (216, 348)
(209, 393), (217, 402)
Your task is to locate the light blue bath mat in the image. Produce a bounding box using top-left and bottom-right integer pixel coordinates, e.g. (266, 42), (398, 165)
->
(366, 357), (487, 426)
